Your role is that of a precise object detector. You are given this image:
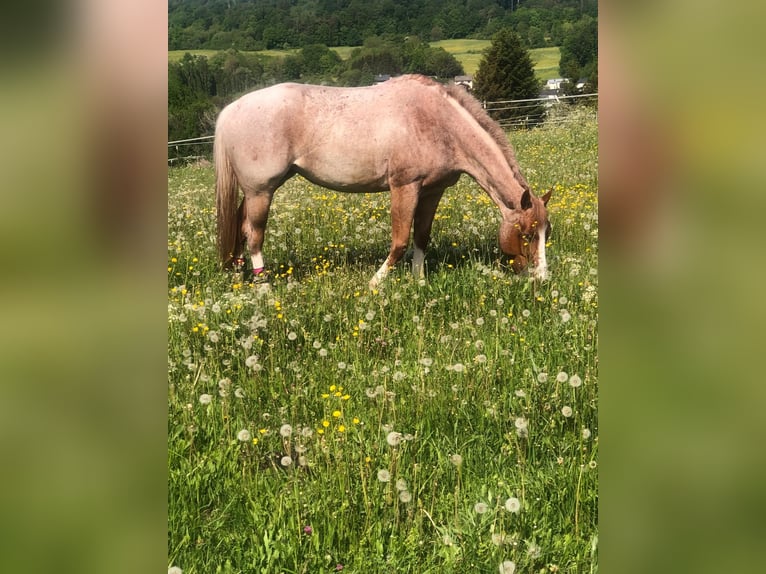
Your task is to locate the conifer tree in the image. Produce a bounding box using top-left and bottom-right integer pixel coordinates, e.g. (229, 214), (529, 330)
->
(473, 29), (542, 124)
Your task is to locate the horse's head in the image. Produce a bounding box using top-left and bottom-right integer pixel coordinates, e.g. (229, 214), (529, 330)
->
(499, 189), (552, 280)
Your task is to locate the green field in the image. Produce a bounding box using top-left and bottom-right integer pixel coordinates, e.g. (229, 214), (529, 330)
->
(169, 42), (560, 80)
(430, 39), (491, 75)
(168, 109), (598, 573)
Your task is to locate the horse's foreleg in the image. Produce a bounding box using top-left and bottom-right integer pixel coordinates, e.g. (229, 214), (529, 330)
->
(242, 192), (274, 279)
(369, 183), (420, 289)
(412, 189), (445, 280)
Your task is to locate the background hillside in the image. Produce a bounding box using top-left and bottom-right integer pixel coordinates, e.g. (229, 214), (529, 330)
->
(169, 0), (597, 51)
(168, 0), (597, 152)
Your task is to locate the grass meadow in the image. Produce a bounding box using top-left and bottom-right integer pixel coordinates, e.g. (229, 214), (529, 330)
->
(168, 44), (560, 81)
(168, 108), (598, 573)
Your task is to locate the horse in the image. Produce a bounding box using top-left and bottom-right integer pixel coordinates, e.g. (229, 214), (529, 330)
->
(214, 74), (551, 288)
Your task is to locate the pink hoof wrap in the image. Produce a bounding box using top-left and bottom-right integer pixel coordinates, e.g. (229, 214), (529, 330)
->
(252, 267), (265, 276)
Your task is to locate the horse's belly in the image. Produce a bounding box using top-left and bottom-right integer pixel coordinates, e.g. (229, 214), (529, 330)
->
(293, 156), (389, 193)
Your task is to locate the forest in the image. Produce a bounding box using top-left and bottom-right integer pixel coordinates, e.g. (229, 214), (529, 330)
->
(169, 0), (598, 51)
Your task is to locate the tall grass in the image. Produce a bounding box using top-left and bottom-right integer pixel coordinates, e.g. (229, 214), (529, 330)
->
(168, 111), (598, 573)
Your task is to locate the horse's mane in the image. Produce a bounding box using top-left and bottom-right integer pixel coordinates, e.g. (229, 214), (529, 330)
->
(443, 81), (531, 192)
(394, 75), (530, 193)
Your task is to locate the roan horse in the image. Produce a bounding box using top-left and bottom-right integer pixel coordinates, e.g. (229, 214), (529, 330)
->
(214, 74), (551, 288)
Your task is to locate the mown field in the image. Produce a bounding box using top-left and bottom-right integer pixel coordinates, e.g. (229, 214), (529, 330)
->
(168, 108), (598, 573)
(168, 43), (560, 80)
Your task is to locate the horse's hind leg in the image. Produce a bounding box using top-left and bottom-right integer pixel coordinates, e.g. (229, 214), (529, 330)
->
(412, 188), (445, 279)
(241, 192), (275, 278)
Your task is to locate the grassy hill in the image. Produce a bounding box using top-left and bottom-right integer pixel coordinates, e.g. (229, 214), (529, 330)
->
(169, 42), (561, 81)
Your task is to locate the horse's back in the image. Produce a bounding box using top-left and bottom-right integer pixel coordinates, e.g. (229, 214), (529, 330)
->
(215, 76), (464, 193)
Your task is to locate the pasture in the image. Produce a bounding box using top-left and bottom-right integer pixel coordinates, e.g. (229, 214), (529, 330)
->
(168, 44), (561, 80)
(168, 107), (598, 573)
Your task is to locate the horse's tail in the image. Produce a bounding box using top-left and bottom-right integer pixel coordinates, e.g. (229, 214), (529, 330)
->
(214, 131), (239, 268)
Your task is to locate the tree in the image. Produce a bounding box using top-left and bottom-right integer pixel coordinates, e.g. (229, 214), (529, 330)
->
(473, 28), (542, 123)
(559, 16), (597, 90)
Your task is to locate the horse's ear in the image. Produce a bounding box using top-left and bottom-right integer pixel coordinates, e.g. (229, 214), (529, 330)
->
(521, 189), (533, 210)
(541, 189), (552, 206)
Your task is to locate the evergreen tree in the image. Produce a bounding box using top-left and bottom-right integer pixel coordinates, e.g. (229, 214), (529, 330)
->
(473, 28), (542, 124)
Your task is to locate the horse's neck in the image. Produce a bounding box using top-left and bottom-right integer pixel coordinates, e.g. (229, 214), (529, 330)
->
(456, 130), (523, 212)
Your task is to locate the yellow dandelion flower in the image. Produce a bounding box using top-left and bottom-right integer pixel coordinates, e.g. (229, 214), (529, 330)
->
(342, 394), (350, 400)
(321, 393), (330, 399)
(317, 428), (324, 435)
(259, 428), (267, 435)
(332, 410), (341, 418)
(252, 438), (259, 445)
(338, 425), (346, 433)
(322, 420), (330, 428)
(329, 385), (336, 391)
(353, 417), (360, 424)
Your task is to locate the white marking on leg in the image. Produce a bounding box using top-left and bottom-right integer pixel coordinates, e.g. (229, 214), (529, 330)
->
(533, 223), (549, 280)
(251, 252), (264, 270)
(412, 247), (425, 279)
(369, 260), (390, 289)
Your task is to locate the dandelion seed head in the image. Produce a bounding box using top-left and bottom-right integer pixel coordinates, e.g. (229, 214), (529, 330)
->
(499, 560), (516, 574)
(556, 371), (568, 383)
(561, 406), (573, 417)
(446, 453), (462, 468)
(526, 542), (542, 559)
(582, 428), (592, 439)
(237, 429), (252, 442)
(398, 490), (412, 503)
(199, 393), (212, 405)
(287, 331), (298, 341)
(514, 389), (526, 398)
(588, 460), (598, 469)
(168, 567), (183, 574)
(504, 497), (521, 513)
(280, 455), (293, 467)
(474, 502), (489, 514)
(319, 348), (328, 357)
(514, 417), (528, 430)
(280, 424), (293, 437)
(395, 478), (408, 491)
(386, 431), (403, 447)
(537, 372), (548, 383)
(568, 374), (582, 388)
(377, 469), (391, 482)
